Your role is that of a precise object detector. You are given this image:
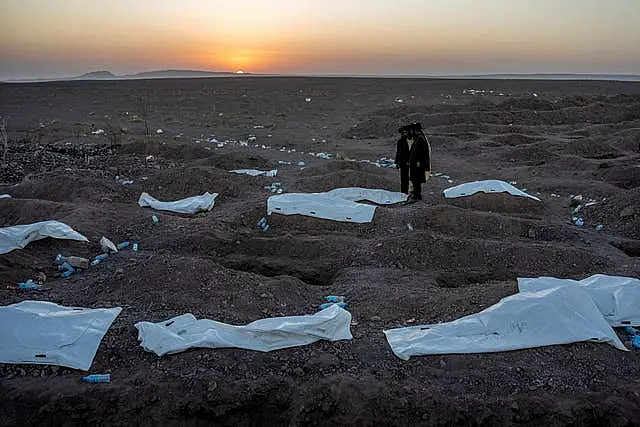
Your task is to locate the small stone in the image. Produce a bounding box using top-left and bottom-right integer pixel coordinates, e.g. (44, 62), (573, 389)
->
(370, 316), (381, 322)
(207, 381), (218, 392)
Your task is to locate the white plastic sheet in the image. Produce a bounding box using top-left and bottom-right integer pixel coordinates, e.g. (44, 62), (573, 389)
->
(0, 301), (122, 370)
(138, 192), (218, 214)
(231, 169), (278, 177)
(267, 193), (376, 223)
(0, 220), (88, 254)
(518, 274), (640, 327)
(135, 303), (352, 356)
(324, 187), (407, 205)
(384, 285), (626, 360)
(443, 180), (540, 201)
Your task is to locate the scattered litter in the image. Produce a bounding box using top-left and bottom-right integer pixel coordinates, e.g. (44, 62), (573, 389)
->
(255, 216), (270, 232)
(132, 243), (139, 252)
(231, 169), (278, 177)
(145, 155), (154, 162)
(55, 255), (89, 269)
(0, 194), (11, 199)
(0, 301), (122, 370)
(152, 215), (159, 224)
(82, 374), (111, 383)
(595, 224), (604, 231)
(91, 129), (105, 135)
(264, 182), (283, 194)
(318, 302), (348, 310)
(297, 161), (305, 167)
(404, 318), (416, 324)
(14, 280), (42, 291)
(305, 97), (311, 102)
(407, 223), (414, 231)
(443, 180), (541, 201)
(0, 221), (88, 255)
(99, 236), (118, 253)
(138, 192), (218, 214)
(384, 285), (626, 360)
(156, 129), (164, 134)
(135, 303), (352, 356)
(572, 217), (584, 227)
(323, 295), (345, 303)
(570, 194), (583, 207)
(278, 160), (292, 165)
(117, 241), (130, 250)
(116, 176), (134, 185)
(91, 254), (108, 266)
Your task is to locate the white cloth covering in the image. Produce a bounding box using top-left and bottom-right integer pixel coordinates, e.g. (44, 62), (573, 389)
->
(0, 301), (122, 370)
(443, 180), (540, 201)
(0, 220), (88, 254)
(231, 169), (278, 177)
(135, 304), (352, 356)
(518, 274), (640, 327)
(384, 285), (627, 360)
(267, 193), (376, 223)
(138, 192), (218, 214)
(267, 187), (406, 223)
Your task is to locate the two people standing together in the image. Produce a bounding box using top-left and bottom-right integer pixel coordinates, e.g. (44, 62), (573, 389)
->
(394, 122), (431, 203)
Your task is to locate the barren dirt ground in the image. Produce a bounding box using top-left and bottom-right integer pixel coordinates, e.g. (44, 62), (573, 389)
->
(1, 77), (640, 426)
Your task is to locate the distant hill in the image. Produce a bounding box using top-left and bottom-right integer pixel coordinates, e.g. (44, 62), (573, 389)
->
(74, 69), (243, 80)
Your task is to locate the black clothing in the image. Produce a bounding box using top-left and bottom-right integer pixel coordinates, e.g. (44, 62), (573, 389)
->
(399, 166), (409, 194)
(409, 133), (430, 183)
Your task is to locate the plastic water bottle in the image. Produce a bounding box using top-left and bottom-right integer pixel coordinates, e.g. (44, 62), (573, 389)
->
(633, 336), (640, 349)
(255, 217), (267, 229)
(318, 302), (348, 310)
(323, 295), (345, 303)
(58, 262), (74, 272)
(82, 374), (111, 383)
(625, 326), (639, 336)
(117, 241), (130, 250)
(152, 215), (159, 224)
(18, 280), (42, 291)
(55, 254), (67, 265)
(61, 268), (80, 278)
(91, 254), (108, 266)
(595, 225), (604, 231)
(132, 243), (138, 252)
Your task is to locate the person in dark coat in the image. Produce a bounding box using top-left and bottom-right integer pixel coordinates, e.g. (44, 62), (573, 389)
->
(394, 125), (411, 195)
(406, 122), (431, 202)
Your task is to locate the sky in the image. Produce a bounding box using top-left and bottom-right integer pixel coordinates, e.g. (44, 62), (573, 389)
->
(1, 0), (639, 79)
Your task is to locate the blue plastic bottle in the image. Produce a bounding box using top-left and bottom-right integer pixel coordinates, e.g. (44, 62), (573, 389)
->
(91, 254), (108, 266)
(323, 295), (345, 303)
(82, 374), (111, 383)
(18, 280), (42, 291)
(633, 336), (640, 349)
(55, 254), (67, 265)
(117, 241), (130, 250)
(318, 302), (348, 310)
(132, 243), (138, 252)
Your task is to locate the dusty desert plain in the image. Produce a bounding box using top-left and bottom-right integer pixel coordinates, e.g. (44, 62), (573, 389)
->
(1, 76), (640, 426)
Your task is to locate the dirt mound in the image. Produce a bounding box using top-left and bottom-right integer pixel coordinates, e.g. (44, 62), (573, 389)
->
(444, 193), (545, 216)
(583, 187), (640, 239)
(497, 96), (557, 111)
(598, 164), (640, 189)
(295, 161), (396, 193)
(609, 127), (640, 153)
(491, 133), (544, 146)
(9, 170), (140, 203)
(0, 199), (75, 226)
(564, 137), (623, 159)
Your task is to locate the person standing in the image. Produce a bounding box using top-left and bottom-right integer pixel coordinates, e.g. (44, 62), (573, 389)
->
(394, 125), (411, 195)
(407, 122), (431, 202)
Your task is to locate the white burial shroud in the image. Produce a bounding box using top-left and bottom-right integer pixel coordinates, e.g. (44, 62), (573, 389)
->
(384, 285), (627, 360)
(267, 187), (406, 223)
(443, 180), (540, 201)
(518, 274), (640, 327)
(0, 301), (122, 370)
(135, 303), (352, 356)
(231, 169), (278, 177)
(0, 220), (88, 254)
(138, 191), (218, 214)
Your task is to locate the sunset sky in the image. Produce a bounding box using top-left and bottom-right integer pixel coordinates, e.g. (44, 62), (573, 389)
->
(1, 0), (639, 79)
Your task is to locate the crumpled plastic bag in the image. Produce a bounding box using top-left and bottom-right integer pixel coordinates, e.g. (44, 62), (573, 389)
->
(138, 192), (218, 214)
(135, 304), (352, 356)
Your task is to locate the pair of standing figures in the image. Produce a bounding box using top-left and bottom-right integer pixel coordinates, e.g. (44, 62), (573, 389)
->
(394, 122), (431, 202)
